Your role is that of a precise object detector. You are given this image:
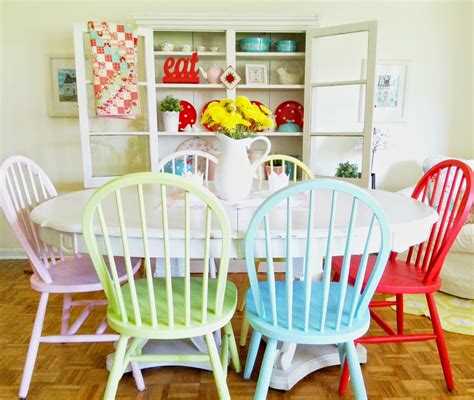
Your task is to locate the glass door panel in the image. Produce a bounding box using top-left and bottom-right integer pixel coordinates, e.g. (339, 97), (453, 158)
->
(311, 31), (368, 83)
(310, 84), (365, 133)
(305, 21), (377, 187)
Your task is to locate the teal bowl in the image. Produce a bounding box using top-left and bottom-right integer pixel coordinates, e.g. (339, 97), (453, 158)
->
(276, 120), (302, 133)
(275, 40), (298, 52)
(239, 38), (272, 52)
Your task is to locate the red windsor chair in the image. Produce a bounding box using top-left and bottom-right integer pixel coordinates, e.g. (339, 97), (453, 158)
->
(332, 159), (473, 395)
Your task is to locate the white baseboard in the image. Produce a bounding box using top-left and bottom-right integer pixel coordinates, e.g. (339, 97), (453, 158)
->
(0, 249), (27, 259)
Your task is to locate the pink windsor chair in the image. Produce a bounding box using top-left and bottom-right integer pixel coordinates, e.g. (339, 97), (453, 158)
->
(0, 156), (142, 399)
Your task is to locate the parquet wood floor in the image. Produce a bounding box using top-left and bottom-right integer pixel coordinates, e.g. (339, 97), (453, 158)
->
(0, 260), (473, 399)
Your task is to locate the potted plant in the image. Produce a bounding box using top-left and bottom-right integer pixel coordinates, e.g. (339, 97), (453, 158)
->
(201, 96), (274, 201)
(335, 161), (360, 178)
(265, 158), (284, 178)
(159, 95), (183, 132)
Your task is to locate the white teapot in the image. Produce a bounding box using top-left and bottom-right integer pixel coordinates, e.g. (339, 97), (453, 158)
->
(199, 65), (224, 84)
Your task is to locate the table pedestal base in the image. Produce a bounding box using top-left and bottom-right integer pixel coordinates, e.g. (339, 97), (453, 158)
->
(109, 340), (366, 393)
(269, 344), (367, 391)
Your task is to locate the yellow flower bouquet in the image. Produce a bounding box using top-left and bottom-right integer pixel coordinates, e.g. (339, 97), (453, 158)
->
(201, 96), (273, 139)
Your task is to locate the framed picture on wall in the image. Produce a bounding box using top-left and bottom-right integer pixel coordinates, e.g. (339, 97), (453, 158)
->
(47, 55), (78, 117)
(359, 60), (408, 122)
(245, 64), (268, 85)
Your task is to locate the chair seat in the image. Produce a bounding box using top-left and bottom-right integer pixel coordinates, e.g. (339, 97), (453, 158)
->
(107, 277), (238, 339)
(30, 255), (142, 294)
(332, 255), (442, 294)
(246, 281), (371, 345)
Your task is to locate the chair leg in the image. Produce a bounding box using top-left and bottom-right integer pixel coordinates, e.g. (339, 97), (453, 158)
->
(345, 341), (367, 400)
(19, 292), (49, 399)
(338, 359), (351, 396)
(104, 335), (129, 400)
(396, 294), (404, 335)
(337, 343), (346, 364)
(426, 293), (454, 391)
(220, 332), (229, 380)
(205, 332), (231, 400)
(61, 293), (72, 335)
(224, 322), (241, 373)
(130, 362), (145, 392)
(128, 338), (147, 392)
(238, 277), (250, 312)
(210, 258), (217, 279)
(239, 313), (251, 347)
(254, 338), (278, 400)
(243, 330), (262, 379)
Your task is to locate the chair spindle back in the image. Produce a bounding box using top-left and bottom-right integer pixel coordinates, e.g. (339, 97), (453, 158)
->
(404, 159), (473, 284)
(82, 172), (232, 329)
(157, 150), (218, 182)
(245, 179), (391, 333)
(255, 154), (314, 182)
(0, 156), (61, 283)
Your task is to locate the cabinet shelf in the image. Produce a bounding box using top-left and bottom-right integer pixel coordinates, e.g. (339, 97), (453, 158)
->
(155, 83), (225, 89)
(158, 131), (216, 137)
(157, 131), (303, 137)
(238, 84), (304, 90)
(262, 132), (303, 137)
(89, 131), (151, 136)
(236, 51), (305, 59)
(154, 51), (226, 57)
(154, 83), (303, 90)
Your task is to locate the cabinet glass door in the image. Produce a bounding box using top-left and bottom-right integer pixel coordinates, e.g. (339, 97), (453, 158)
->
(304, 21), (377, 187)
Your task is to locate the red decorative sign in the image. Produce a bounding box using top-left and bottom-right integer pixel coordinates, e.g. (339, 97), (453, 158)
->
(162, 52), (200, 84)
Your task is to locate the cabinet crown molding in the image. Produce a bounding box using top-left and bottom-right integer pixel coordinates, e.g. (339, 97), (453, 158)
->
(133, 14), (319, 29)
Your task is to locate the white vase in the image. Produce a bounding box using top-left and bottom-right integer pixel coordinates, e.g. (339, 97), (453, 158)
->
(163, 111), (180, 132)
(214, 133), (271, 202)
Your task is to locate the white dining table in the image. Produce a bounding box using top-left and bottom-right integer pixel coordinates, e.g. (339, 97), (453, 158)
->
(30, 180), (438, 390)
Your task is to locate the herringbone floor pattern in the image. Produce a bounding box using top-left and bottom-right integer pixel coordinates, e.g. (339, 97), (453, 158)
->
(0, 260), (473, 399)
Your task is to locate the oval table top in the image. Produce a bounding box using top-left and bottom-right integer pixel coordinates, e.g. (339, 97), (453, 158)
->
(30, 183), (438, 258)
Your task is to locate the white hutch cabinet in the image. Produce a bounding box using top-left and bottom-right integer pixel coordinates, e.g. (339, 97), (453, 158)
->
(74, 16), (376, 188)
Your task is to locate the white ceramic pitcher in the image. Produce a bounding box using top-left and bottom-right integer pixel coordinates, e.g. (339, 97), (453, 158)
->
(214, 134), (271, 202)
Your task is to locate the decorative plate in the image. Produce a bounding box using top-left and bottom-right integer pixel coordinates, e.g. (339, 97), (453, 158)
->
(178, 100), (197, 132)
(176, 137), (219, 157)
(275, 101), (304, 128)
(200, 100), (220, 131)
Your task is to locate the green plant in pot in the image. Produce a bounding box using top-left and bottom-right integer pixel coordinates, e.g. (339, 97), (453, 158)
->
(335, 161), (360, 178)
(264, 157), (296, 178)
(159, 95), (183, 132)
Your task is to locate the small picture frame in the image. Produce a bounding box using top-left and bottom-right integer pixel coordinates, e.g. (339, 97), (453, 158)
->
(47, 55), (78, 117)
(359, 59), (408, 122)
(245, 64), (268, 85)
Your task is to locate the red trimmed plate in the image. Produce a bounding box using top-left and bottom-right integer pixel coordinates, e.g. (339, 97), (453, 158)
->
(178, 100), (197, 132)
(200, 100), (220, 131)
(275, 101), (304, 128)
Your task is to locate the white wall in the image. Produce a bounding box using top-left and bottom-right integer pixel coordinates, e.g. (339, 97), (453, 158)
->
(1, 0), (473, 254)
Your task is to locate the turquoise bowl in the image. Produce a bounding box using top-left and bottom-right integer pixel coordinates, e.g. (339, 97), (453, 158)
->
(276, 120), (302, 133)
(239, 38), (272, 52)
(275, 40), (298, 52)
